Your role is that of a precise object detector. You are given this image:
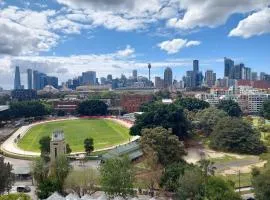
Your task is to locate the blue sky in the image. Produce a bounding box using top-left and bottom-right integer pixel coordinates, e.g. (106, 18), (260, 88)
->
(0, 0), (270, 89)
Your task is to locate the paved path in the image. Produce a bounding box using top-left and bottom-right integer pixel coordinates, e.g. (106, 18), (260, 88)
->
(0, 117), (138, 158)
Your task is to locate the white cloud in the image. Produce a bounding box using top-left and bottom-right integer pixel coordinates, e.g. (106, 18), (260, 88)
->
(229, 7), (270, 38)
(116, 45), (135, 57)
(167, 0), (269, 30)
(158, 38), (201, 54)
(56, 0), (180, 31)
(186, 40), (201, 47)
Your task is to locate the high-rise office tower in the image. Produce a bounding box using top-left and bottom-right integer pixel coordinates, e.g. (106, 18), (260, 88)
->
(251, 72), (258, 81)
(107, 74), (113, 82)
(193, 60), (199, 72)
(14, 66), (21, 89)
(132, 70), (137, 80)
(224, 57), (234, 78)
(33, 70), (40, 90)
(234, 63), (245, 80)
(27, 69), (32, 89)
(82, 71), (96, 85)
(260, 72), (266, 80)
(245, 67), (251, 80)
(164, 67), (173, 88)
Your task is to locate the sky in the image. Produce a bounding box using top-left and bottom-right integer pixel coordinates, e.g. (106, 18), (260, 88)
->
(0, 0), (270, 89)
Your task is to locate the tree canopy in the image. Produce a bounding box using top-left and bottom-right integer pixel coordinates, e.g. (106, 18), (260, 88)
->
(140, 127), (186, 166)
(195, 107), (228, 135)
(252, 160), (270, 200)
(210, 117), (266, 155)
(130, 104), (190, 139)
(100, 156), (134, 199)
(175, 97), (210, 111)
(217, 99), (242, 117)
(84, 138), (94, 155)
(8, 101), (52, 118)
(77, 100), (108, 116)
(0, 157), (14, 194)
(261, 100), (270, 120)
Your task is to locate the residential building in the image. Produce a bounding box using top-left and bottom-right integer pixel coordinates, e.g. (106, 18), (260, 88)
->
(155, 76), (164, 89)
(120, 94), (153, 113)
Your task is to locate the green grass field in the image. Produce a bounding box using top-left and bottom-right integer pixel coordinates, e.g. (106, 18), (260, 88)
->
(18, 119), (131, 152)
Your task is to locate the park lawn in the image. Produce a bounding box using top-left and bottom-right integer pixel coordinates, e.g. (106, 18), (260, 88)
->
(18, 119), (131, 152)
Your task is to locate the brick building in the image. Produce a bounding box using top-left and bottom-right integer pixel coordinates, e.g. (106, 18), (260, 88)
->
(120, 94), (153, 113)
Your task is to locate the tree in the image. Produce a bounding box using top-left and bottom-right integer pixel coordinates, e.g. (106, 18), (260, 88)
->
(33, 155), (70, 199)
(100, 156), (134, 199)
(140, 127), (186, 166)
(64, 168), (99, 197)
(138, 150), (163, 196)
(176, 167), (204, 200)
(0, 157), (14, 194)
(39, 136), (51, 156)
(51, 155), (71, 192)
(217, 99), (242, 117)
(77, 100), (108, 116)
(261, 100), (270, 120)
(131, 104), (190, 139)
(37, 178), (61, 199)
(195, 107), (228, 135)
(160, 162), (191, 192)
(175, 97), (210, 111)
(210, 117), (266, 155)
(66, 144), (72, 154)
(206, 176), (241, 200)
(84, 138), (94, 155)
(252, 168), (270, 200)
(9, 101), (52, 118)
(32, 157), (49, 184)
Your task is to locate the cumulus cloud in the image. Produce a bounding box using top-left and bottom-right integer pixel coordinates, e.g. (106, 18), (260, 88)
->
(56, 0), (180, 31)
(158, 38), (201, 54)
(167, 0), (269, 30)
(229, 7), (270, 38)
(116, 45), (135, 57)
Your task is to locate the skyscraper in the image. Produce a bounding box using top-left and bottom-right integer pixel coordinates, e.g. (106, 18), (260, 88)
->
(27, 69), (32, 89)
(205, 70), (216, 87)
(33, 70), (40, 90)
(251, 72), (258, 81)
(132, 70), (137, 80)
(14, 66), (21, 89)
(193, 60), (199, 72)
(224, 57), (234, 78)
(82, 71), (96, 85)
(164, 67), (172, 88)
(234, 63), (245, 80)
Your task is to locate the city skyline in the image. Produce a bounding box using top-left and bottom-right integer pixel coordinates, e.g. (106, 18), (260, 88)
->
(0, 0), (270, 89)
(12, 57), (270, 91)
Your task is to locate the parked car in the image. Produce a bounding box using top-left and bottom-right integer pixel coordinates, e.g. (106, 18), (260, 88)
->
(16, 186), (31, 193)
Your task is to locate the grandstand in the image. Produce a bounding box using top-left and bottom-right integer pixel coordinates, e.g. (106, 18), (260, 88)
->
(102, 140), (142, 161)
